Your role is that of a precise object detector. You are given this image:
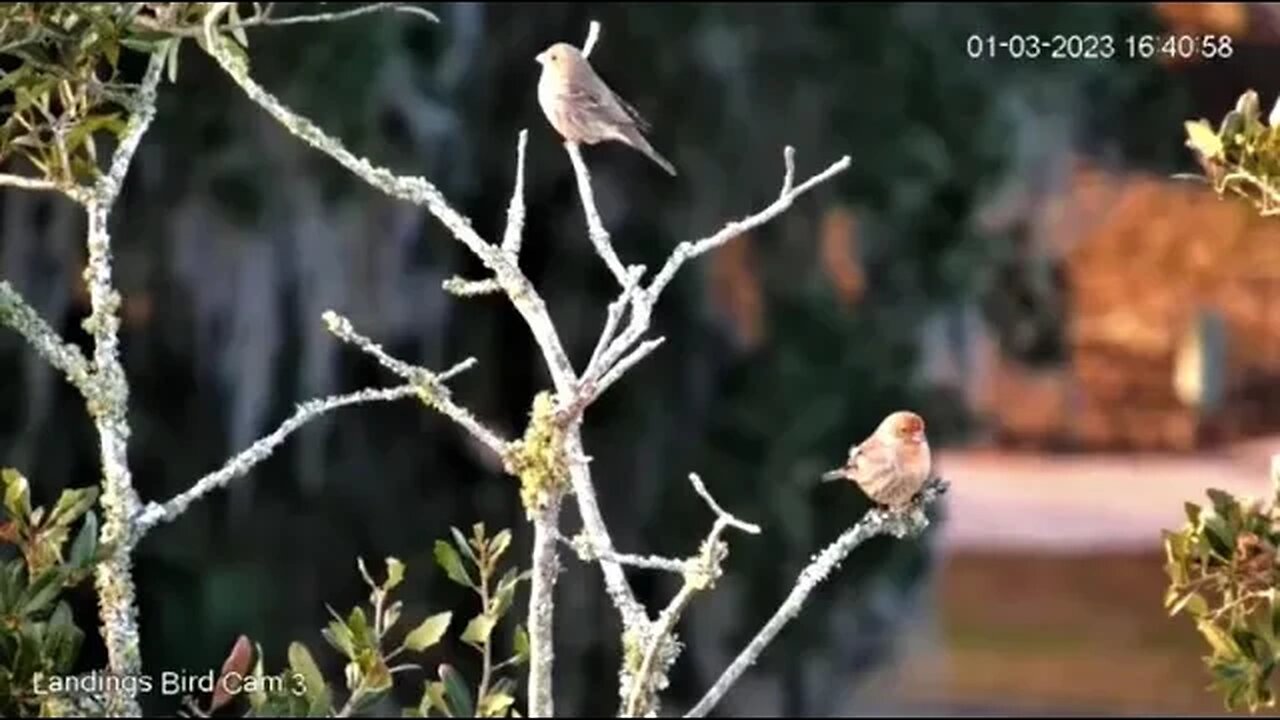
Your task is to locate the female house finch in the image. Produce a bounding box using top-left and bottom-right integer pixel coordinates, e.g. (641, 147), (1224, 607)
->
(535, 42), (678, 177)
(821, 411), (933, 511)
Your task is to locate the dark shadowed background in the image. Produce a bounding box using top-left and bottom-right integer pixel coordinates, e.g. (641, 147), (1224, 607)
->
(4, 1), (1279, 715)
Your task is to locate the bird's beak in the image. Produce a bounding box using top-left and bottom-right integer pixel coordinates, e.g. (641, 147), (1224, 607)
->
(535, 51), (546, 65)
(821, 468), (845, 482)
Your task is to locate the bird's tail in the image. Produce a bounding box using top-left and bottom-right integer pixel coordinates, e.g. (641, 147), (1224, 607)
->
(625, 129), (678, 177)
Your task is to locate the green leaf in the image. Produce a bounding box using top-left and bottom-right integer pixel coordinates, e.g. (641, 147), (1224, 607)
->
(68, 511), (97, 570)
(438, 664), (474, 718)
(288, 641), (332, 715)
(47, 487), (98, 529)
(404, 611), (451, 652)
(488, 529), (512, 565)
(421, 680), (449, 717)
(357, 648), (393, 693)
(491, 567), (526, 621)
(1186, 120), (1225, 160)
(1203, 515), (1233, 559)
(1185, 502), (1203, 526)
(1168, 590), (1209, 618)
(20, 568), (63, 617)
(322, 618), (357, 660)
(512, 624), (529, 666)
(478, 690), (516, 718)
(0, 66), (32, 95)
(357, 556), (377, 591)
(461, 614), (496, 648)
(44, 601), (84, 673)
(1199, 619), (1242, 659)
(383, 600), (403, 633)
(434, 540), (473, 588)
(1237, 90), (1262, 125)
(247, 642), (270, 711)
(385, 557), (405, 592)
(450, 527), (477, 566)
(348, 606), (375, 651)
(3, 469), (32, 524)
(165, 38), (181, 84)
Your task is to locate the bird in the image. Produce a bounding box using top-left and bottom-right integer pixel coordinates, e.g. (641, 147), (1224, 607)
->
(821, 411), (933, 511)
(534, 41), (678, 177)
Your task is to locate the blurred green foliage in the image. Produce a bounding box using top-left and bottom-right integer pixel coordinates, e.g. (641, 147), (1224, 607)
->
(1183, 88), (1280, 217)
(0, 468), (102, 717)
(1164, 487), (1280, 713)
(183, 522), (528, 717)
(1168, 89), (1280, 714)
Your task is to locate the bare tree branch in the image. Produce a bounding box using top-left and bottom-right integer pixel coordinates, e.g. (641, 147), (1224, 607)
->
(585, 147), (852, 407)
(198, 32), (579, 393)
(135, 385), (423, 533)
(445, 130), (529, 298)
(565, 140), (634, 287)
(82, 47), (168, 718)
(557, 528), (688, 574)
(131, 2), (439, 38)
(0, 281), (94, 395)
(685, 477), (950, 718)
(321, 310), (508, 455)
(624, 473), (760, 717)
(0, 173), (62, 194)
(193, 10), (857, 717)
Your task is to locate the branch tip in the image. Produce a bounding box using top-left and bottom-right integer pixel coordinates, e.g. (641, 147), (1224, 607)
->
(583, 20), (602, 57)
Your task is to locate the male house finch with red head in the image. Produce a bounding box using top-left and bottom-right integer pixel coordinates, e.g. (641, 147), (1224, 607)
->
(822, 411), (933, 511)
(535, 41), (678, 177)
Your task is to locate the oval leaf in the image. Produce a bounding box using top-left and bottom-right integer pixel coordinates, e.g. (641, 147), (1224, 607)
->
(461, 613), (497, 648)
(439, 664), (474, 718)
(288, 641), (332, 713)
(1186, 120), (1224, 160)
(404, 611), (452, 652)
(69, 511), (98, 570)
(434, 540), (473, 588)
(385, 557), (405, 592)
(488, 529), (513, 565)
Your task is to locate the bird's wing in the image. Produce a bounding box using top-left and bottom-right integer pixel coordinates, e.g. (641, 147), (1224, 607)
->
(560, 80), (652, 133)
(610, 91), (653, 133)
(849, 440), (898, 498)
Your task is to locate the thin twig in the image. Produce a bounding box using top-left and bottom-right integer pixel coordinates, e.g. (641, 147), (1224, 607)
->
(688, 472), (762, 535)
(685, 477), (949, 718)
(134, 385), (422, 533)
(566, 141), (630, 287)
(592, 336), (665, 400)
(623, 474), (760, 716)
(586, 148), (852, 402)
(445, 130), (530, 296)
(585, 265), (645, 378)
(322, 310), (508, 455)
(581, 20), (602, 57)
(0, 173), (62, 194)
(132, 2), (438, 38)
(555, 528), (687, 574)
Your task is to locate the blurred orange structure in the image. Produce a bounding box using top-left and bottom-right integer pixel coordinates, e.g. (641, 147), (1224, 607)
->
(982, 158), (1280, 451)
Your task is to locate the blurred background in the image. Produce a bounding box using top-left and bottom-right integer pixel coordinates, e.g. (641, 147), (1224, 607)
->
(3, 1), (1280, 715)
